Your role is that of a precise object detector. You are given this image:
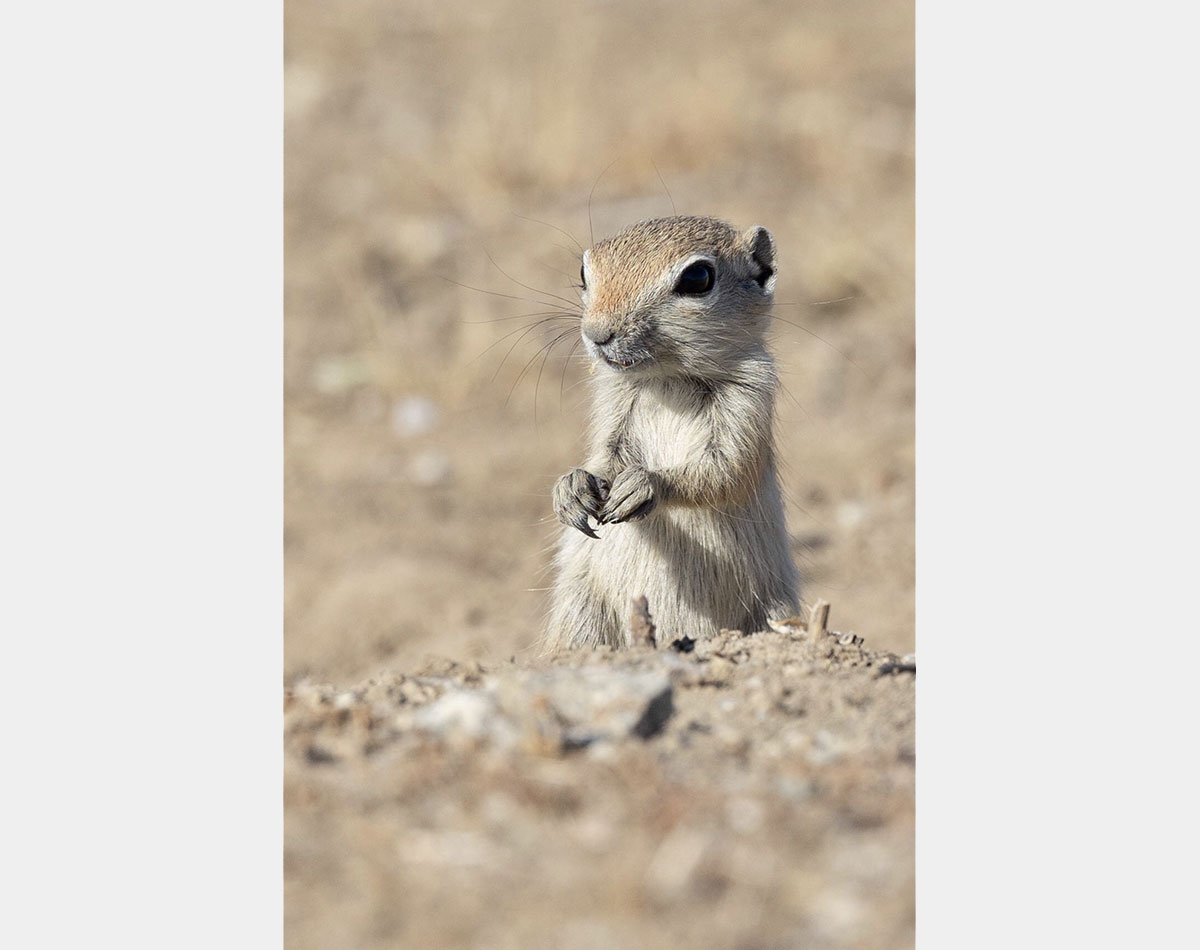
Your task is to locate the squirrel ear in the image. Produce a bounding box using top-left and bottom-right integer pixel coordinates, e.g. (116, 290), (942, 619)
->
(742, 226), (777, 293)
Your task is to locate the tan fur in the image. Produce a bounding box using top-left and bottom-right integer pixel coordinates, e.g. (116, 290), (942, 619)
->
(544, 215), (800, 650)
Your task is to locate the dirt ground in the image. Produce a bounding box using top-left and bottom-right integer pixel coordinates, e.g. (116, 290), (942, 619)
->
(285, 0), (913, 946)
(286, 629), (915, 949)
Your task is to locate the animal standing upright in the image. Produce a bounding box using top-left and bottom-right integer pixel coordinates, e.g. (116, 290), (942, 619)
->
(546, 215), (800, 650)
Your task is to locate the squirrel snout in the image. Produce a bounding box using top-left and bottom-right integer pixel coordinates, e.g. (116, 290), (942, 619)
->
(581, 324), (615, 347)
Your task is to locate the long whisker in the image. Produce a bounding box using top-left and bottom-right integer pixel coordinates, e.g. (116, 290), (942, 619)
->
(464, 308), (576, 325)
(769, 313), (871, 379)
(550, 241), (583, 259)
(491, 319), (576, 383)
(484, 249), (583, 312)
(469, 315), (572, 375)
(439, 274), (580, 313)
(513, 213), (584, 254)
(560, 335), (584, 405)
(535, 260), (579, 284)
(802, 295), (857, 307)
(651, 159), (676, 216)
(587, 159), (618, 246)
(532, 329), (577, 426)
(509, 328), (577, 412)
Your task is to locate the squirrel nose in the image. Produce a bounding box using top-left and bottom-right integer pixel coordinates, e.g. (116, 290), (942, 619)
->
(583, 326), (614, 346)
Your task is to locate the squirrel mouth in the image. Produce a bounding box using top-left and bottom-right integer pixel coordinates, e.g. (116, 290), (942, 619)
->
(600, 353), (643, 370)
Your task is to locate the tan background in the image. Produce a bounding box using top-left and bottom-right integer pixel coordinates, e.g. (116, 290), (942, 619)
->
(285, 3), (915, 947)
(285, 0), (913, 684)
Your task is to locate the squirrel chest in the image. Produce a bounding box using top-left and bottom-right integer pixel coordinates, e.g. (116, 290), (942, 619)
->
(624, 386), (712, 473)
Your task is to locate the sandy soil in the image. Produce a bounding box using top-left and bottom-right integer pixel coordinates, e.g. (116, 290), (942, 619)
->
(285, 628), (915, 949)
(285, 0), (913, 945)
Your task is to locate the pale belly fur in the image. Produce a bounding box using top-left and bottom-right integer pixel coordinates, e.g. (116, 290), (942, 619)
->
(547, 469), (799, 649)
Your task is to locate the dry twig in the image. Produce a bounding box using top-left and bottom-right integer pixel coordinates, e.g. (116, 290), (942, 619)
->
(808, 599), (830, 639)
(630, 595), (657, 647)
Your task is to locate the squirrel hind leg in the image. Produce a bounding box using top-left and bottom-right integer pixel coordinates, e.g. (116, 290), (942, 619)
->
(545, 587), (625, 652)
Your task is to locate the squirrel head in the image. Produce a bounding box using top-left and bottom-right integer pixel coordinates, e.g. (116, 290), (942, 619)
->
(578, 215), (777, 380)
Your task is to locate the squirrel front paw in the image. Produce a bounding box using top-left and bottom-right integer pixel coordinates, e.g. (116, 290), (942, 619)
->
(553, 468), (611, 539)
(598, 466), (657, 525)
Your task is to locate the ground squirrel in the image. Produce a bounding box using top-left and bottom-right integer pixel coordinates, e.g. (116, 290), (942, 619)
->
(545, 215), (800, 650)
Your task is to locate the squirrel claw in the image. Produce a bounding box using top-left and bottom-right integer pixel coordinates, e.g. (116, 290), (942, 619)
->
(572, 518), (600, 540)
(598, 466), (656, 524)
(553, 468), (608, 539)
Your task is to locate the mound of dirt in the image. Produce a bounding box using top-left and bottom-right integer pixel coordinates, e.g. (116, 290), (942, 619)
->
(285, 625), (915, 949)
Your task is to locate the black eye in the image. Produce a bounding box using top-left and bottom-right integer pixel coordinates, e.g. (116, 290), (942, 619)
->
(674, 261), (714, 296)
(580, 263), (587, 290)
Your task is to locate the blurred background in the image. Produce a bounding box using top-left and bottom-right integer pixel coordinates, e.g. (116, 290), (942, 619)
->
(285, 0), (913, 683)
(286, 1), (913, 946)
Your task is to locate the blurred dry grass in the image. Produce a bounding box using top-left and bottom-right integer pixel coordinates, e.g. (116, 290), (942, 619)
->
(285, 0), (913, 678)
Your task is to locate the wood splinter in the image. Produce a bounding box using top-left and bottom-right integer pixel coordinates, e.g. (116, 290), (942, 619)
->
(630, 595), (657, 648)
(808, 599), (830, 640)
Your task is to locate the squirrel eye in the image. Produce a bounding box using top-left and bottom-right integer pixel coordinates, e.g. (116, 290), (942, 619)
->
(579, 263), (587, 290)
(674, 261), (714, 296)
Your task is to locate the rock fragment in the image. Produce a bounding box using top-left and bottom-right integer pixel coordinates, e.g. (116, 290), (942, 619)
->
(494, 666), (675, 748)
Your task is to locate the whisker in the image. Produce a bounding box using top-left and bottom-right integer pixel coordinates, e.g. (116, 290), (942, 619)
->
(491, 319), (575, 384)
(508, 328), (577, 411)
(650, 159), (677, 216)
(550, 241), (583, 260)
(533, 329), (577, 426)
(559, 335), (584, 406)
(476, 316), (574, 378)
(513, 213), (584, 254)
(468, 317), (570, 368)
(464, 308), (576, 325)
(587, 158), (618, 246)
(534, 260), (579, 284)
(483, 249), (584, 312)
(775, 296), (859, 308)
(562, 374), (591, 398)
(769, 313), (871, 379)
(439, 274), (580, 313)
